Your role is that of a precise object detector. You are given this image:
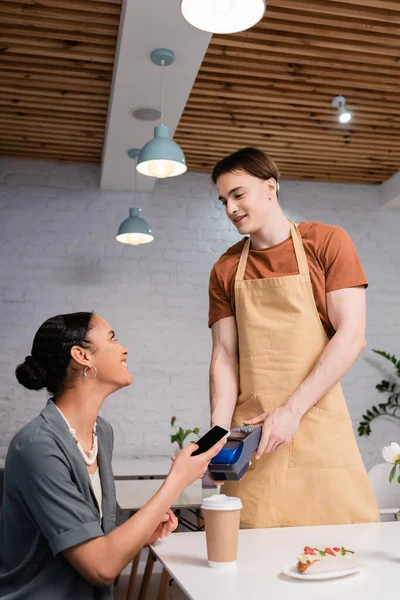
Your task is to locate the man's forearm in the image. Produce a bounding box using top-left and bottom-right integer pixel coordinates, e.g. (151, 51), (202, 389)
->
(209, 353), (239, 429)
(286, 328), (366, 418)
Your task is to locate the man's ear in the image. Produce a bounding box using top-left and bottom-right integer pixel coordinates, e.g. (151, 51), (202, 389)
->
(267, 178), (277, 193)
(70, 345), (92, 368)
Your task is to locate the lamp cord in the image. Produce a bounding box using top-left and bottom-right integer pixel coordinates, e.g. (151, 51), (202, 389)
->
(160, 58), (165, 124)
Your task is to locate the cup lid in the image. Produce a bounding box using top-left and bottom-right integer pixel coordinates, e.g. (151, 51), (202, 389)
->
(201, 494), (242, 511)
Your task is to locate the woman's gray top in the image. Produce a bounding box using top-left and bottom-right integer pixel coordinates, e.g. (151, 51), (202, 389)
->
(0, 399), (117, 599)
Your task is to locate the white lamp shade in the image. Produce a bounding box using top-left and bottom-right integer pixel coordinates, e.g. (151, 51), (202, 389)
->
(181, 0), (266, 34)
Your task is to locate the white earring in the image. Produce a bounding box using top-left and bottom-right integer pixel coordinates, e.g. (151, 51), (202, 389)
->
(84, 366), (97, 379)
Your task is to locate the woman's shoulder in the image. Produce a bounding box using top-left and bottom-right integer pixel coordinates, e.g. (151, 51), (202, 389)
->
(5, 415), (58, 476)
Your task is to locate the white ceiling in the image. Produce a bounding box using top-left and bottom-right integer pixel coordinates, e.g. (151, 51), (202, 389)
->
(100, 0), (211, 192)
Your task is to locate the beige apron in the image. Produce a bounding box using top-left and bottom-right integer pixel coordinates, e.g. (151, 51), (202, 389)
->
(224, 221), (379, 528)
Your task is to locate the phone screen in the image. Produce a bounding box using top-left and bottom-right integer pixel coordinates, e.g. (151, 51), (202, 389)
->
(191, 425), (230, 456)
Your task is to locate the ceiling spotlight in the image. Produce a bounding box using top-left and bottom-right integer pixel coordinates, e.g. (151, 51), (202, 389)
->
(131, 107), (162, 122)
(332, 95), (352, 124)
(181, 0), (266, 34)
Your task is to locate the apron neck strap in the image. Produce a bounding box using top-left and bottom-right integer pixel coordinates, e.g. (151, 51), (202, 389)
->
(288, 220), (309, 276)
(235, 221), (309, 282)
(235, 237), (251, 282)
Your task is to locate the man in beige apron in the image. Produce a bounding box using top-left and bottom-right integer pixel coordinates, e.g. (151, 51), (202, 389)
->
(209, 148), (379, 529)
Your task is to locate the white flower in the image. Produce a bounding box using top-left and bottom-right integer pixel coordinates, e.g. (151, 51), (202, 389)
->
(382, 443), (400, 464)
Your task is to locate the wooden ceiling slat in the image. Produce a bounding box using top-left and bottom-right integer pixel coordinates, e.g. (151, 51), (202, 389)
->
(264, 7), (400, 36)
(0, 54), (114, 72)
(0, 63), (112, 82)
(0, 13), (118, 36)
(177, 121), (400, 148)
(1, 4), (120, 26)
(180, 139), (400, 162)
(199, 64), (400, 95)
(202, 56), (400, 85)
(183, 103), (400, 128)
(253, 19), (400, 48)
(1, 109), (106, 125)
(266, 0), (400, 24)
(0, 25), (117, 47)
(1, 74), (111, 94)
(247, 24), (399, 55)
(0, 34), (115, 56)
(0, 44), (114, 64)
(206, 46), (400, 78)
(211, 36), (399, 64)
(191, 85), (400, 114)
(0, 87), (108, 104)
(6, 0), (121, 16)
(0, 123), (104, 139)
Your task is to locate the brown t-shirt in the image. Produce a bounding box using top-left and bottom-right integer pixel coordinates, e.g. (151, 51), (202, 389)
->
(208, 221), (368, 338)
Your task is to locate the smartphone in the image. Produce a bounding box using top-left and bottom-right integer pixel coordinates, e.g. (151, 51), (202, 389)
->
(191, 425), (230, 456)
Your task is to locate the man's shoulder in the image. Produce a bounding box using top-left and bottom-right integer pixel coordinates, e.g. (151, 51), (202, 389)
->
(213, 238), (246, 274)
(299, 221), (349, 246)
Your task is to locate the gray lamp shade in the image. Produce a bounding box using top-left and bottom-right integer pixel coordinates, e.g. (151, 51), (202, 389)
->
(116, 208), (154, 246)
(136, 125), (187, 178)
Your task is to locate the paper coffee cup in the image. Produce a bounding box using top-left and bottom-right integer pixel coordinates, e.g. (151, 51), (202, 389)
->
(201, 494), (242, 568)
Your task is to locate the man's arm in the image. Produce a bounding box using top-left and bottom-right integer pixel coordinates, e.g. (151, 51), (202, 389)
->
(286, 285), (366, 415)
(210, 316), (239, 429)
(246, 286), (366, 457)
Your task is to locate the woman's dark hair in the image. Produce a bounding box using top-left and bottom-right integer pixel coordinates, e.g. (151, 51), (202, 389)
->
(15, 312), (94, 395)
(211, 147), (280, 191)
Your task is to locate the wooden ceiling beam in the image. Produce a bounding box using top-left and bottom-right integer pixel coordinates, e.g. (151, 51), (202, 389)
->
(206, 46), (400, 77)
(6, 0), (121, 16)
(0, 24), (117, 47)
(0, 74), (111, 94)
(0, 63), (112, 82)
(210, 37), (399, 66)
(190, 85), (400, 114)
(263, 7), (400, 36)
(198, 64), (400, 95)
(183, 103), (400, 129)
(0, 13), (118, 36)
(1, 3), (120, 26)
(265, 0), (400, 24)
(201, 56), (400, 84)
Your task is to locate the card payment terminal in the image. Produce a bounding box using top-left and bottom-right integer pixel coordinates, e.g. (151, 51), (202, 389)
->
(208, 425), (262, 481)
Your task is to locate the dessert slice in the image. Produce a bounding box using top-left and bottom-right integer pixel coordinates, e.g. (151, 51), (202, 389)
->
(297, 546), (357, 574)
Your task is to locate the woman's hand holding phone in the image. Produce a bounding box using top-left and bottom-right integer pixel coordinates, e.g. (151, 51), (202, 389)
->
(169, 437), (227, 491)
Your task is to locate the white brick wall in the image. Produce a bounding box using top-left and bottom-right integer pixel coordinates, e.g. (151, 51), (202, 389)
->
(1, 158), (400, 470)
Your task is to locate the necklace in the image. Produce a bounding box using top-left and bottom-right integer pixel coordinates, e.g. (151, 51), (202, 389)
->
(55, 405), (98, 466)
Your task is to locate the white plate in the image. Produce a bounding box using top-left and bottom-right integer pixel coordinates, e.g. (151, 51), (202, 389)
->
(282, 562), (363, 581)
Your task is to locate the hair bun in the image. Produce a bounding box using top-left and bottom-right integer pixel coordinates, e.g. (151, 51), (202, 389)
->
(15, 355), (48, 391)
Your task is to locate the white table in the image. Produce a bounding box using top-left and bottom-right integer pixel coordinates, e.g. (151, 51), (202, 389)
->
(112, 458), (172, 480)
(116, 479), (216, 512)
(151, 521), (400, 600)
(115, 478), (219, 600)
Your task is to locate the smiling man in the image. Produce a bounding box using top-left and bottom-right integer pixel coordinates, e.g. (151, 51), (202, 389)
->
(208, 147), (379, 529)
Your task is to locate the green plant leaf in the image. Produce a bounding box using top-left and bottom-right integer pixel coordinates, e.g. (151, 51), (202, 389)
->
(193, 427), (200, 435)
(398, 475), (400, 484)
(389, 465), (397, 483)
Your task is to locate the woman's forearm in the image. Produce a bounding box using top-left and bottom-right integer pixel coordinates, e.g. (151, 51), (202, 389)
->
(64, 474), (182, 586)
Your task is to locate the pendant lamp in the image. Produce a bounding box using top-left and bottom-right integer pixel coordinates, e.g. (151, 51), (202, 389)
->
(181, 0), (266, 34)
(116, 149), (154, 246)
(136, 49), (187, 179)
